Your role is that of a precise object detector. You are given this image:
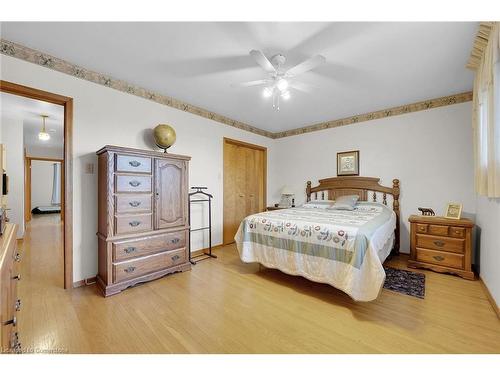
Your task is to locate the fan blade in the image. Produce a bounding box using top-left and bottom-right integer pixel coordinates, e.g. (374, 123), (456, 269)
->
(290, 81), (316, 93)
(285, 55), (326, 77)
(231, 79), (269, 88)
(250, 50), (276, 73)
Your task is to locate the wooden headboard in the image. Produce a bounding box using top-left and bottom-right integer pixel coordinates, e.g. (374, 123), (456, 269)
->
(306, 176), (400, 255)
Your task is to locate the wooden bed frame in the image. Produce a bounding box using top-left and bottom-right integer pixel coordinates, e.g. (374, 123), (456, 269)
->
(306, 176), (400, 255)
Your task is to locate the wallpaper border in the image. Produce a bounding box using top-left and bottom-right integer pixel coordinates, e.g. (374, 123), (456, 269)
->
(0, 39), (274, 139)
(273, 91), (473, 138)
(1, 38), (472, 140)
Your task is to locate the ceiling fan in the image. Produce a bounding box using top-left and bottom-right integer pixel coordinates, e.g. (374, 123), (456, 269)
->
(232, 50), (326, 110)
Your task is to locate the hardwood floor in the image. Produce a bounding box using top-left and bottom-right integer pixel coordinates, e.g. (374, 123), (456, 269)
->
(16, 216), (500, 353)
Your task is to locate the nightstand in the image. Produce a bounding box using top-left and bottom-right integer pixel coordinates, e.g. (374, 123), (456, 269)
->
(408, 215), (475, 280)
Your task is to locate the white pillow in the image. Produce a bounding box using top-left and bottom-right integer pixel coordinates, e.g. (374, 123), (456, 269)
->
(302, 200), (335, 209)
(328, 195), (359, 211)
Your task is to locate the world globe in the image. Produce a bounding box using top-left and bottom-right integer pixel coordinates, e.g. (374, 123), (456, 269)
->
(153, 124), (176, 152)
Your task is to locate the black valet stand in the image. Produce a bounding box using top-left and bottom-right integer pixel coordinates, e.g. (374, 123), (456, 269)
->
(188, 186), (217, 264)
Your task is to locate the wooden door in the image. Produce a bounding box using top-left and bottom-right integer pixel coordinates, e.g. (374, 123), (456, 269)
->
(223, 138), (266, 244)
(154, 158), (187, 229)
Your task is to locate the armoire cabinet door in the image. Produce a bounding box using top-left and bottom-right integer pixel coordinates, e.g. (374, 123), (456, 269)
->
(154, 159), (187, 229)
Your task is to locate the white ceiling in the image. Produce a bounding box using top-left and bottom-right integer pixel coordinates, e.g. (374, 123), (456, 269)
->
(0, 92), (64, 155)
(0, 22), (477, 133)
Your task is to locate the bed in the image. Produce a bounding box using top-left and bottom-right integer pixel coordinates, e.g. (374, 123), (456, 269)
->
(235, 176), (400, 302)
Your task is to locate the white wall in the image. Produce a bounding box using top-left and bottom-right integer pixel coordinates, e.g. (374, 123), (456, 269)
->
(31, 160), (59, 208)
(271, 102), (476, 253)
(0, 114), (25, 239)
(27, 144), (63, 159)
(0, 54), (480, 287)
(1, 54), (276, 282)
(476, 197), (500, 306)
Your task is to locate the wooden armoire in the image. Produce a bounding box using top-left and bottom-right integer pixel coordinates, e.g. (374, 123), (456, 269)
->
(96, 145), (191, 297)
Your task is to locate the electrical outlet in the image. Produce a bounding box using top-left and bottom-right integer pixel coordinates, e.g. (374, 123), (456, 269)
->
(85, 163), (94, 174)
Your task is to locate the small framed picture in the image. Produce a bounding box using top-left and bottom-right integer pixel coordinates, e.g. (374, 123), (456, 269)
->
(444, 202), (462, 219)
(337, 150), (359, 176)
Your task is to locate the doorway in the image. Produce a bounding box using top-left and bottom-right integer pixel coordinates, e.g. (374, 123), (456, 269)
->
(0, 80), (73, 289)
(25, 156), (64, 222)
(223, 137), (267, 245)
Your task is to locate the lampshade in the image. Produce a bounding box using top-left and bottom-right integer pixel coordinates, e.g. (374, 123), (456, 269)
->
(281, 186), (294, 195)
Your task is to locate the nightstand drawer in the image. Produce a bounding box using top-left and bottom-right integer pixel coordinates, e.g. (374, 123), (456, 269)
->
(416, 224), (428, 234)
(416, 234), (464, 253)
(449, 226), (465, 238)
(416, 248), (464, 269)
(428, 224), (449, 236)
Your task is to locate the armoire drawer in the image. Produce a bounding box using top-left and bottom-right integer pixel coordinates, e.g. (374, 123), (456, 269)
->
(113, 248), (187, 283)
(115, 154), (152, 174)
(115, 175), (152, 193)
(115, 194), (152, 214)
(115, 213), (152, 235)
(112, 231), (186, 261)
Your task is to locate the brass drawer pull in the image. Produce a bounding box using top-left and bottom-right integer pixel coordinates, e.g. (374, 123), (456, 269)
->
(14, 253), (21, 262)
(433, 240), (445, 247)
(171, 254), (181, 261)
(128, 160), (141, 167)
(15, 299), (21, 312)
(433, 255), (445, 261)
(418, 226), (426, 231)
(4, 317), (17, 327)
(124, 247), (136, 254)
(171, 238), (180, 244)
(12, 274), (21, 281)
(129, 221), (141, 227)
(129, 201), (141, 207)
(124, 266), (136, 273)
(129, 180), (141, 187)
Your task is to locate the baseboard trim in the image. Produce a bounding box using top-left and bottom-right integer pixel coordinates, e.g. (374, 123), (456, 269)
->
(73, 276), (97, 288)
(479, 277), (500, 320)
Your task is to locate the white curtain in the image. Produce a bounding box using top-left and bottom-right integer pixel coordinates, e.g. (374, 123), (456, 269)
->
(51, 162), (61, 206)
(472, 22), (500, 198)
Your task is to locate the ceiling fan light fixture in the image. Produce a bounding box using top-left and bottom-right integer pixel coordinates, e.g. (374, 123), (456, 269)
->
(281, 90), (291, 100)
(38, 114), (51, 141)
(276, 79), (289, 92)
(262, 87), (273, 98)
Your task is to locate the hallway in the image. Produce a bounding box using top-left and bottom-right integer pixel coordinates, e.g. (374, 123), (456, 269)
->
(17, 214), (66, 353)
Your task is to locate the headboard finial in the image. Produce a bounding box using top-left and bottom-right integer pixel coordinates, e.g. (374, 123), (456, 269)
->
(306, 181), (312, 202)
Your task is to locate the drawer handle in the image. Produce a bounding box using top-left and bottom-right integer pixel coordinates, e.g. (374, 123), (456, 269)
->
(15, 299), (21, 312)
(129, 201), (141, 207)
(455, 230), (462, 234)
(129, 160), (141, 167)
(433, 240), (445, 247)
(129, 221), (141, 227)
(433, 255), (445, 262)
(124, 266), (136, 273)
(14, 253), (21, 262)
(4, 317), (17, 327)
(12, 274), (21, 281)
(171, 254), (181, 261)
(418, 226), (426, 231)
(129, 180), (141, 187)
(171, 238), (180, 244)
(124, 246), (137, 254)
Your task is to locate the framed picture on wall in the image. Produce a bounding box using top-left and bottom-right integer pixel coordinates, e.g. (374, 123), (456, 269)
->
(444, 202), (462, 219)
(337, 150), (359, 176)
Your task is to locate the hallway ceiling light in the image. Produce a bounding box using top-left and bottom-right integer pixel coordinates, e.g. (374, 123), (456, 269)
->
(38, 114), (50, 141)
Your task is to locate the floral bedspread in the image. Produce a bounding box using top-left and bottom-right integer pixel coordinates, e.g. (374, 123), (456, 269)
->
(235, 202), (396, 301)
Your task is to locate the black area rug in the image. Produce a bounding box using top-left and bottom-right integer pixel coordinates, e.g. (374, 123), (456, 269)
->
(383, 267), (425, 299)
